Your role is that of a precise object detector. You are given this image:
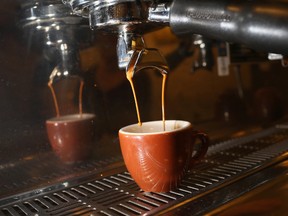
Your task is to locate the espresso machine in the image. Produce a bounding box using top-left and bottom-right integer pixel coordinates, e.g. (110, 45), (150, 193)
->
(1, 0), (288, 215)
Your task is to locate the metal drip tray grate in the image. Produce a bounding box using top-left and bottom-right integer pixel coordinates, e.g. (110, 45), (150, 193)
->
(1, 127), (288, 216)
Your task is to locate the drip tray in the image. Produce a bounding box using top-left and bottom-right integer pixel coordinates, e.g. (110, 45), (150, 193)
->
(1, 126), (288, 216)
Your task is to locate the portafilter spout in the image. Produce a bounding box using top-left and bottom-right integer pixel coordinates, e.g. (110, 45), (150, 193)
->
(63, 0), (171, 71)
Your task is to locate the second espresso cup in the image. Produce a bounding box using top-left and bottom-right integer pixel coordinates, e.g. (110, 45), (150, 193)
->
(46, 113), (96, 163)
(119, 120), (209, 192)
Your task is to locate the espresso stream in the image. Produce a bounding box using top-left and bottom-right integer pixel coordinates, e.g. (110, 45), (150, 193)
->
(48, 67), (166, 130)
(48, 79), (84, 117)
(126, 69), (167, 131)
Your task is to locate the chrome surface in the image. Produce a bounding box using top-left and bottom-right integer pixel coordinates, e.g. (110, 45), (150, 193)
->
(62, 0), (288, 71)
(1, 125), (288, 215)
(191, 35), (213, 72)
(20, 0), (92, 80)
(89, 0), (151, 31)
(63, 0), (91, 17)
(63, 0), (171, 70)
(116, 34), (145, 70)
(148, 2), (170, 23)
(208, 163), (288, 216)
(165, 159), (288, 216)
(20, 0), (87, 27)
(168, 0), (288, 55)
(2, 1), (288, 215)
(64, 0), (170, 33)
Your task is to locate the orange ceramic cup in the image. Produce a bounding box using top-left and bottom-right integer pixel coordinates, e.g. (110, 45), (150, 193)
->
(119, 120), (209, 192)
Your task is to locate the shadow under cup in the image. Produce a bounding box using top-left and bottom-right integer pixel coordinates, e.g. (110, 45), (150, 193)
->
(119, 120), (209, 192)
(46, 113), (96, 163)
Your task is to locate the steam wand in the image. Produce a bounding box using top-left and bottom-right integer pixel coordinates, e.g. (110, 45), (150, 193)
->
(150, 0), (288, 56)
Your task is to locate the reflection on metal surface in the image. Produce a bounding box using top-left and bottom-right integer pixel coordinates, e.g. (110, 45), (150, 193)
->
(165, 159), (288, 216)
(1, 125), (288, 215)
(208, 161), (288, 216)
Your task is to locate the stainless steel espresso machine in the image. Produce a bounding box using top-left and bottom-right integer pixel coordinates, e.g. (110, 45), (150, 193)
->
(1, 0), (288, 215)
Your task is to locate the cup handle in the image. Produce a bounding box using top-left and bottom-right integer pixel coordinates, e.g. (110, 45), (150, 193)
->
(189, 132), (209, 167)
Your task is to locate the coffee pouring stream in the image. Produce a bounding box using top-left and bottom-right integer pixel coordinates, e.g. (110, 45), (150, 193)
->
(18, 0), (97, 163)
(48, 66), (84, 118)
(61, 0), (288, 132)
(124, 35), (169, 130)
(19, 0), (94, 119)
(46, 64), (97, 163)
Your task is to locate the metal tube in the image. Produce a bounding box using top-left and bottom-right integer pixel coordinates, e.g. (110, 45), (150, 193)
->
(169, 0), (288, 55)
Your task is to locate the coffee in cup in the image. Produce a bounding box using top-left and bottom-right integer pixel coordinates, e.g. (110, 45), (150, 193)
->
(46, 113), (96, 163)
(119, 120), (209, 192)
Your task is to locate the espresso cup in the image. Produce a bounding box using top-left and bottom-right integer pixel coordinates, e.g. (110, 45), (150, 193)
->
(46, 113), (96, 163)
(119, 120), (209, 192)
